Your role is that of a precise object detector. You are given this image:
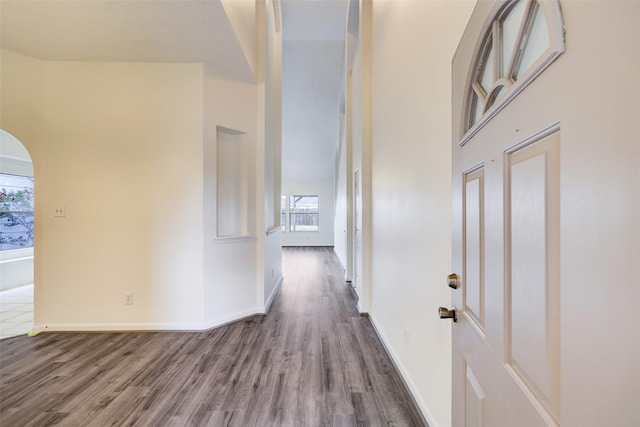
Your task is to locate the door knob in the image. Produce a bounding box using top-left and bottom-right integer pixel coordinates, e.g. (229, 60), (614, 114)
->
(439, 306), (457, 322)
(448, 273), (460, 289)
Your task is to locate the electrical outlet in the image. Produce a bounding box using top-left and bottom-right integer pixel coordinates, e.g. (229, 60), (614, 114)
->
(54, 206), (66, 217)
(125, 293), (133, 305)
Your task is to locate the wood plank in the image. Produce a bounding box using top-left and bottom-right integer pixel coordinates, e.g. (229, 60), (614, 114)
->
(0, 247), (427, 426)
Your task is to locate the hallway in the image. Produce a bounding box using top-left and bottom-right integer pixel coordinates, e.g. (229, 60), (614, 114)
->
(0, 247), (425, 426)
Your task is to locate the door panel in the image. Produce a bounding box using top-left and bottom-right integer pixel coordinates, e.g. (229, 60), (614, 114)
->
(455, 128), (562, 427)
(465, 364), (486, 427)
(464, 168), (485, 331)
(506, 136), (561, 420)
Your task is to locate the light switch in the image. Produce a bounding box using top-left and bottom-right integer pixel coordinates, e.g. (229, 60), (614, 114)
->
(54, 206), (66, 217)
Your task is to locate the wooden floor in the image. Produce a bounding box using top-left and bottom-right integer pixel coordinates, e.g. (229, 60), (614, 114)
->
(0, 247), (426, 426)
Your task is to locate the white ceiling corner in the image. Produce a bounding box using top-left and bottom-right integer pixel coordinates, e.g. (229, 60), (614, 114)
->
(0, 0), (255, 83)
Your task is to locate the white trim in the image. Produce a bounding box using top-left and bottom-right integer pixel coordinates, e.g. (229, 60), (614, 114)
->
(272, 0), (282, 33)
(0, 247), (33, 262)
(266, 225), (281, 236)
(203, 307), (260, 331)
(214, 235), (255, 244)
(0, 156), (34, 178)
(0, 255), (33, 264)
(262, 275), (283, 314)
(505, 121), (561, 154)
(31, 321), (206, 334)
(31, 307), (263, 335)
(368, 313), (435, 426)
(505, 363), (560, 427)
(0, 154), (32, 165)
(216, 125), (246, 135)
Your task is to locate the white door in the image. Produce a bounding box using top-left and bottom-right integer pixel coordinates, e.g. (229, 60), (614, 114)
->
(450, 1), (640, 426)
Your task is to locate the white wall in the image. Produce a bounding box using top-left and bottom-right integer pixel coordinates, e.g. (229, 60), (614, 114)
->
(347, 18), (369, 304)
(260, 0), (284, 310)
(333, 114), (350, 278)
(220, 0), (258, 81)
(282, 180), (335, 246)
(262, 227), (282, 310)
(263, 6), (282, 231)
(281, 40), (344, 184)
(203, 72), (260, 327)
(40, 59), (205, 329)
(335, 1), (475, 426)
(0, 46), (278, 332)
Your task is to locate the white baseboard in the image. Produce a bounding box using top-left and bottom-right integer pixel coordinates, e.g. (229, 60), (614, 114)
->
(30, 307), (263, 335)
(202, 307), (259, 331)
(261, 276), (283, 314)
(368, 312), (439, 427)
(31, 321), (204, 334)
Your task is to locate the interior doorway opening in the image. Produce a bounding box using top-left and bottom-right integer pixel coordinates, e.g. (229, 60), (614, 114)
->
(0, 129), (34, 339)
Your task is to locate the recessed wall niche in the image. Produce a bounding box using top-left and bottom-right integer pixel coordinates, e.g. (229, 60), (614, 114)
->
(216, 126), (249, 238)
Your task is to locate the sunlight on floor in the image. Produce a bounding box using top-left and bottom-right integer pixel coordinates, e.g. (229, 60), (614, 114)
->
(0, 284), (34, 339)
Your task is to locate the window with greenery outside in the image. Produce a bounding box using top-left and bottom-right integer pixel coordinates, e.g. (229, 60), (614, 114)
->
(0, 174), (34, 251)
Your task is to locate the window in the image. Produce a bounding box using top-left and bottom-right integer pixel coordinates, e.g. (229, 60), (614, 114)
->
(0, 174), (34, 251)
(462, 0), (565, 144)
(289, 196), (319, 232)
(280, 195), (319, 232)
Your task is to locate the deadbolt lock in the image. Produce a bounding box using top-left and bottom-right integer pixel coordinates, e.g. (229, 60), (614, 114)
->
(448, 273), (460, 289)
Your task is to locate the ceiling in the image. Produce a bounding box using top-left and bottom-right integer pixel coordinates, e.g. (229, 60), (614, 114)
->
(282, 0), (349, 41)
(1, 0), (351, 184)
(0, 0), (254, 82)
(280, 0), (349, 184)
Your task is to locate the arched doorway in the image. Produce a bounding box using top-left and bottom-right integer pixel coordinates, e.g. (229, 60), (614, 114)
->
(0, 130), (34, 339)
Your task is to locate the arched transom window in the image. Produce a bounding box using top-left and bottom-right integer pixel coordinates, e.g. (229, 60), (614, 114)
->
(461, 0), (565, 144)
